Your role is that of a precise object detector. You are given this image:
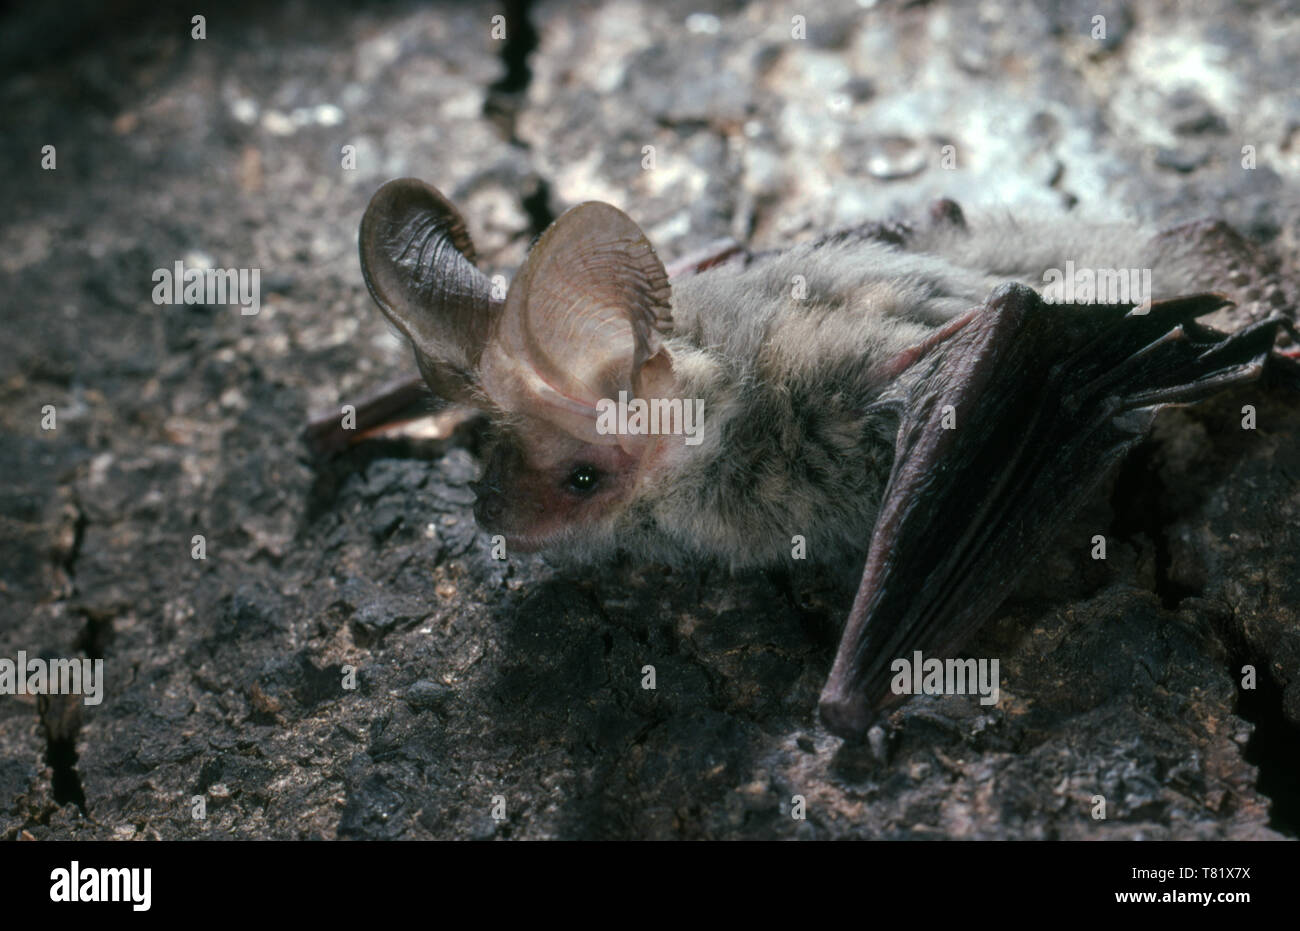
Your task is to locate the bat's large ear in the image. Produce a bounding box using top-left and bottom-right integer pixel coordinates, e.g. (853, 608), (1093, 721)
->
(479, 201), (673, 447)
(359, 178), (501, 403)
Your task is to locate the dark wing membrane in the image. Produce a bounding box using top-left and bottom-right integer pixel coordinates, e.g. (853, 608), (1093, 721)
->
(819, 283), (1292, 738)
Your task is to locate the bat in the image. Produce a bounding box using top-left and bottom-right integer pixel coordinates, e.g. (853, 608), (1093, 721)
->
(340, 177), (1299, 740)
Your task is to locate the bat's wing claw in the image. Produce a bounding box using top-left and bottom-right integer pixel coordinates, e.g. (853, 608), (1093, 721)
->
(819, 283), (1290, 740)
(302, 375), (435, 456)
(818, 690), (877, 742)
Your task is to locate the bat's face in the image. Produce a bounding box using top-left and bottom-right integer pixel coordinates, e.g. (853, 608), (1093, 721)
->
(471, 418), (641, 551)
(358, 178), (675, 554)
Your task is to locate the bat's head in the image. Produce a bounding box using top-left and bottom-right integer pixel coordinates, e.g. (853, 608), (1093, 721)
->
(469, 415), (646, 552)
(358, 178), (677, 553)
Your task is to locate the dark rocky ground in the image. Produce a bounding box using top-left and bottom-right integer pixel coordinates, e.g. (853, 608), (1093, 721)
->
(1, 0), (1298, 839)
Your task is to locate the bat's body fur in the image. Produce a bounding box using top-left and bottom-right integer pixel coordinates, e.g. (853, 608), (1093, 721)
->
(355, 178), (1295, 737)
(586, 213), (1203, 571)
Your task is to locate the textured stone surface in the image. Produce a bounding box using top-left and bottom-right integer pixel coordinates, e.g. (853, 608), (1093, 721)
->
(0, 0), (1297, 840)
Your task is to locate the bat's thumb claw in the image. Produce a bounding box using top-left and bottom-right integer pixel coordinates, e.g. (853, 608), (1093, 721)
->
(818, 686), (876, 741)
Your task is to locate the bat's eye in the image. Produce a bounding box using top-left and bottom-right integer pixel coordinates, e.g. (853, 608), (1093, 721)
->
(565, 464), (601, 495)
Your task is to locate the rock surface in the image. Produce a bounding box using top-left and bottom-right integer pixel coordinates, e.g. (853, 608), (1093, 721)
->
(1, 0), (1297, 839)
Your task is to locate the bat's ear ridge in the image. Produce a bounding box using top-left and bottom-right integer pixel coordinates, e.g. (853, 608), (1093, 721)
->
(359, 178), (500, 403)
(479, 201), (674, 443)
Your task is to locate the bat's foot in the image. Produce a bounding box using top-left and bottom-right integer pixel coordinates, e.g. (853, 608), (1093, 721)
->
(927, 197), (966, 230)
(663, 239), (749, 278)
(818, 197), (967, 254)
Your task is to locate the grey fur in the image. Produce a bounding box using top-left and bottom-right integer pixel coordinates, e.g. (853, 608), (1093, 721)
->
(570, 210), (1179, 571)
(355, 182), (1297, 737)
